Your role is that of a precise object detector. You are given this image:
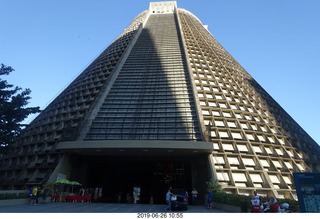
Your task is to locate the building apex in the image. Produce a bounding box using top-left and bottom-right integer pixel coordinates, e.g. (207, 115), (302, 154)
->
(149, 1), (177, 14)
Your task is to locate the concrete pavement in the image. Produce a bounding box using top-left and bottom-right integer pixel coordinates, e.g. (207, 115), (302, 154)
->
(0, 202), (228, 213)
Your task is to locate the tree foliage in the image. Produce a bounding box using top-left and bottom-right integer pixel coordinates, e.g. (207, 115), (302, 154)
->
(206, 179), (222, 193)
(0, 64), (41, 153)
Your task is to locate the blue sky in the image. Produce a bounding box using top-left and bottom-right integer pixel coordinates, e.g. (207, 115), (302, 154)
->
(1, 0), (319, 145)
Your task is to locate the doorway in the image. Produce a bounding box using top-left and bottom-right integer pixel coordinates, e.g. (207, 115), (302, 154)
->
(85, 156), (192, 204)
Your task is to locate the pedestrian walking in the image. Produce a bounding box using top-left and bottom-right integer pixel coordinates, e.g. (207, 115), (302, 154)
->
(42, 187), (48, 204)
(165, 189), (173, 211)
(32, 186), (38, 205)
(184, 189), (189, 201)
(28, 186), (33, 205)
(207, 190), (213, 208)
(191, 188), (198, 205)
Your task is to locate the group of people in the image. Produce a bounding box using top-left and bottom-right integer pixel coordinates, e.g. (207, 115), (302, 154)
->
(164, 189), (291, 212)
(246, 191), (291, 213)
(192, 188), (213, 209)
(28, 185), (49, 205)
(165, 187), (213, 211)
(165, 188), (195, 211)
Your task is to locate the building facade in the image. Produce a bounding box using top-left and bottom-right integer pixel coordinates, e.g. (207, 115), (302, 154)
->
(1, 1), (320, 203)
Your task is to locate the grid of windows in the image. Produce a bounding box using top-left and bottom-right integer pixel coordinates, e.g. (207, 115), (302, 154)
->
(1, 4), (319, 196)
(85, 13), (201, 141)
(0, 11), (149, 189)
(178, 8), (320, 199)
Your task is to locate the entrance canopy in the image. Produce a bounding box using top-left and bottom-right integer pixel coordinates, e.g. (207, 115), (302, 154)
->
(56, 140), (213, 156)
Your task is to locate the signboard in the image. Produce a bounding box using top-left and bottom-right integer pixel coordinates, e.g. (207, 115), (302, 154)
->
(293, 172), (320, 212)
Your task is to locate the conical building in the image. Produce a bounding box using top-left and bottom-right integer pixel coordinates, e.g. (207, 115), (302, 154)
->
(1, 1), (320, 203)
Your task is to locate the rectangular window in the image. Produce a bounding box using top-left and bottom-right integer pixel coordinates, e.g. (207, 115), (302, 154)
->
(246, 133), (255, 141)
(198, 93), (204, 98)
(227, 121), (237, 128)
(282, 176), (292, 184)
(227, 157), (239, 165)
(296, 163), (305, 171)
(237, 144), (248, 152)
(219, 103), (227, 108)
(267, 136), (275, 143)
(265, 148), (273, 154)
(251, 124), (258, 130)
(252, 146), (262, 153)
(215, 120), (225, 127)
(202, 110), (210, 115)
(213, 143), (220, 150)
(269, 175), (280, 184)
(232, 173), (247, 182)
(257, 135), (265, 142)
(286, 150), (294, 157)
(272, 160), (282, 168)
(261, 126), (267, 132)
(231, 132), (242, 139)
(278, 138), (285, 145)
(240, 123), (248, 129)
(213, 156), (225, 164)
(260, 159), (270, 167)
(250, 174), (263, 183)
(206, 94), (213, 98)
(219, 131), (229, 138)
(284, 161), (293, 169)
(216, 172), (230, 181)
(242, 158), (255, 166)
(222, 112), (232, 117)
(222, 143), (234, 151)
(275, 148), (283, 156)
(230, 104), (237, 110)
(235, 183), (246, 187)
(210, 131), (216, 137)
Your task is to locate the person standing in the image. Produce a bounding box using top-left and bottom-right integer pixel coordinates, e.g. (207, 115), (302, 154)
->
(41, 187), (48, 204)
(191, 188), (198, 205)
(268, 196), (279, 212)
(184, 189), (189, 202)
(253, 191), (262, 203)
(32, 186), (38, 205)
(28, 186), (33, 205)
(250, 195), (261, 212)
(207, 190), (213, 208)
(165, 189), (173, 211)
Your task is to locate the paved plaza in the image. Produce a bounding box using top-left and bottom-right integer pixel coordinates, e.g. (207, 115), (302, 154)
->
(0, 202), (227, 213)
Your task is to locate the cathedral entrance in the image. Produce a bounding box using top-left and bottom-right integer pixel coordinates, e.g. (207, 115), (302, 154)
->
(81, 156), (192, 204)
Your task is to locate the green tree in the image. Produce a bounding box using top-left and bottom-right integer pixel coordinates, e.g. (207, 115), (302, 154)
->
(0, 64), (41, 154)
(206, 179), (222, 193)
